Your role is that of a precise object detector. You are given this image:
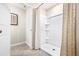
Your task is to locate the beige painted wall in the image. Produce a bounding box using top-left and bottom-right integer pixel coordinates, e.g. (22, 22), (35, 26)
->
(34, 8), (41, 49)
(10, 6), (26, 44)
(25, 7), (33, 49)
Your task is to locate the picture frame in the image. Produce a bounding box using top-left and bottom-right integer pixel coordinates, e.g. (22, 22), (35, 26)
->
(11, 13), (18, 25)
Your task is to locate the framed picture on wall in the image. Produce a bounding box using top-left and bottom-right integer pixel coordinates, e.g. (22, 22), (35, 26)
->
(11, 13), (18, 25)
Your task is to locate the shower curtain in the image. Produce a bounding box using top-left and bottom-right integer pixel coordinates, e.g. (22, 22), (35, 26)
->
(61, 3), (76, 56)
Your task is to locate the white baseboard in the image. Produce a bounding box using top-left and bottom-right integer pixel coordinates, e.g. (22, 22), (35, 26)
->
(11, 41), (25, 47)
(11, 41), (33, 49)
(25, 41), (32, 49)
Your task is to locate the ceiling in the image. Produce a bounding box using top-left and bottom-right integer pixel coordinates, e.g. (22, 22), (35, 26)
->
(25, 3), (58, 10)
(7, 3), (59, 10)
(7, 3), (26, 10)
(40, 3), (58, 10)
(24, 3), (42, 8)
(25, 3), (59, 11)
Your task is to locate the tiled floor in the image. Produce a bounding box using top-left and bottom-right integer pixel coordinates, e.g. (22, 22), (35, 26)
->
(11, 43), (50, 56)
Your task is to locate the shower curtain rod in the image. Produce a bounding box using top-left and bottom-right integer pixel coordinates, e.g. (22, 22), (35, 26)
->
(48, 13), (63, 19)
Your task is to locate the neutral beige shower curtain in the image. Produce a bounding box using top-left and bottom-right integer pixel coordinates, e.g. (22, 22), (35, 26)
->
(61, 3), (76, 56)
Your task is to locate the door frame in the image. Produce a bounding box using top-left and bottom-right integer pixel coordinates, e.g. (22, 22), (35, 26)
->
(32, 3), (44, 49)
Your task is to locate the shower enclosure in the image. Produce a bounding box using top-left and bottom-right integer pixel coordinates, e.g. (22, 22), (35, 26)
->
(39, 4), (63, 56)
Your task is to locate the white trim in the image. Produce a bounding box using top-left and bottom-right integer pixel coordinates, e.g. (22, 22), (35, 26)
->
(25, 41), (32, 49)
(11, 41), (25, 47)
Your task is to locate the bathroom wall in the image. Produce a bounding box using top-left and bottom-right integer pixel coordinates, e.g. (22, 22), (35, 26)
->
(25, 7), (33, 49)
(10, 6), (26, 45)
(34, 8), (42, 49)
